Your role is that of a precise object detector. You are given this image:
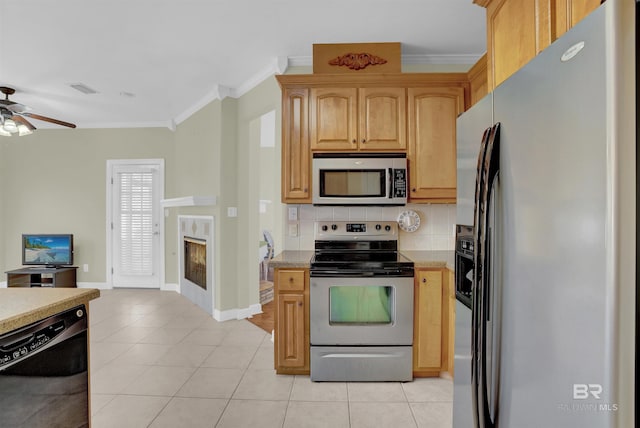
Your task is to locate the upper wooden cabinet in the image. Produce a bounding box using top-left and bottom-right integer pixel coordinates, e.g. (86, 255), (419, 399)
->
(276, 73), (469, 204)
(554, 0), (602, 39)
(486, 0), (552, 89)
(281, 88), (311, 203)
(467, 54), (488, 107)
(310, 87), (406, 151)
(475, 0), (601, 90)
(408, 86), (465, 203)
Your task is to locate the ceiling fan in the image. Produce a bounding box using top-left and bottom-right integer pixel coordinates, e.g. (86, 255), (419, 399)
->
(0, 86), (76, 136)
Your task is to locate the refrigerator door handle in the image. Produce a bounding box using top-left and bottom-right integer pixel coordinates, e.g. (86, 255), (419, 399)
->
(478, 123), (501, 428)
(471, 126), (491, 428)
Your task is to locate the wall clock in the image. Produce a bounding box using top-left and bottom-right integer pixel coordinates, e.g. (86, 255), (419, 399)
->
(397, 210), (421, 232)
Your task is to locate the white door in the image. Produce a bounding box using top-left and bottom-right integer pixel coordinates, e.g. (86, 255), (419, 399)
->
(107, 160), (164, 288)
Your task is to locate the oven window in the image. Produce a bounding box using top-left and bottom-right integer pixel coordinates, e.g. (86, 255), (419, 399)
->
(320, 169), (386, 197)
(329, 285), (393, 324)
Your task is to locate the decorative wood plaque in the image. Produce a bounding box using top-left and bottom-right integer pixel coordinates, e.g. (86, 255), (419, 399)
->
(313, 42), (401, 74)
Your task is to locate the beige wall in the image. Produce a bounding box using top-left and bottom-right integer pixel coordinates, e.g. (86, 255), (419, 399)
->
(234, 76), (282, 310)
(0, 141), (4, 276)
(171, 99), (222, 292)
(0, 81), (278, 315)
(0, 128), (175, 283)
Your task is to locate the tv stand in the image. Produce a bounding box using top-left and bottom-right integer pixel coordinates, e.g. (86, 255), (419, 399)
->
(6, 267), (78, 288)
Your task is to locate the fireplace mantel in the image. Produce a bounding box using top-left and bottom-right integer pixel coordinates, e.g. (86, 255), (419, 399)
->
(161, 196), (217, 207)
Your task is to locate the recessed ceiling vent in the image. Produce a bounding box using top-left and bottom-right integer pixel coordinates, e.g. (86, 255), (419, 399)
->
(69, 83), (98, 95)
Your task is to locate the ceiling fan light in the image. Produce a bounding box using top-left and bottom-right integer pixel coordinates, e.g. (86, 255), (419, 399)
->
(3, 119), (18, 133)
(0, 126), (11, 137)
(17, 124), (33, 136)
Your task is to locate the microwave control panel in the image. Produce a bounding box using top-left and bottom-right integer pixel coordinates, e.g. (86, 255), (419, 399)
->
(393, 169), (407, 198)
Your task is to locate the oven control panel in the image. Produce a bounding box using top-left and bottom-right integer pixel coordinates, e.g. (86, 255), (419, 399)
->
(316, 221), (397, 240)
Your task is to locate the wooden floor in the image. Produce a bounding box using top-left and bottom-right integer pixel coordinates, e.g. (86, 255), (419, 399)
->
(247, 299), (274, 333)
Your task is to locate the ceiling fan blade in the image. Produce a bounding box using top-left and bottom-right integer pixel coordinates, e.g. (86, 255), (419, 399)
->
(7, 102), (28, 114)
(12, 115), (37, 130)
(22, 112), (76, 128)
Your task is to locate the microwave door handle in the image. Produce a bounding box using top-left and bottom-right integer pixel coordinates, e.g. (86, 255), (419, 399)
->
(388, 168), (393, 199)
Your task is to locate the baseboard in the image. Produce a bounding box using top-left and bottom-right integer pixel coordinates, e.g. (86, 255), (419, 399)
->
(77, 282), (110, 289)
(162, 282), (179, 292)
(214, 303), (263, 322)
(76, 282), (180, 292)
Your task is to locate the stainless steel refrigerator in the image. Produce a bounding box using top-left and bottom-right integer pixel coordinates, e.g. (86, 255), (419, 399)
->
(453, 1), (636, 427)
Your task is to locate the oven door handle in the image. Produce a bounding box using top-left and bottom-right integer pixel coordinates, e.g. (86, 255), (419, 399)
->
(311, 271), (376, 277)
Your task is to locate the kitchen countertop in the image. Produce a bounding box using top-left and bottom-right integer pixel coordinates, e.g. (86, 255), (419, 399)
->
(0, 288), (100, 335)
(269, 250), (455, 271)
(269, 251), (315, 269)
(401, 250), (455, 271)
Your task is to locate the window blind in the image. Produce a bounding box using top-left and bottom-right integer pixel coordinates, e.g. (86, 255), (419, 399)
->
(118, 171), (154, 275)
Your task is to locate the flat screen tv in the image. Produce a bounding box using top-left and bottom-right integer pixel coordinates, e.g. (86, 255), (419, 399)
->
(22, 234), (74, 267)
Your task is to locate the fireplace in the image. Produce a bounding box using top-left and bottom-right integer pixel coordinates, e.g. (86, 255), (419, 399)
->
(179, 215), (214, 315)
(184, 237), (207, 290)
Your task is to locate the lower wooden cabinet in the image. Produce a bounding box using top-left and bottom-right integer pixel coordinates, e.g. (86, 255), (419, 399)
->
(413, 268), (454, 377)
(274, 268), (310, 374)
(273, 266), (455, 378)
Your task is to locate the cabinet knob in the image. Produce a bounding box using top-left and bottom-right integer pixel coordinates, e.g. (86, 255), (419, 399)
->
(304, 188), (308, 192)
(289, 277), (294, 282)
(352, 139), (357, 144)
(298, 302), (303, 307)
(412, 188), (416, 192)
(422, 277), (427, 283)
(362, 139), (366, 143)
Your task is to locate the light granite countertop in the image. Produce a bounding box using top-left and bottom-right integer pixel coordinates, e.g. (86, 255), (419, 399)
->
(269, 250), (454, 271)
(401, 250), (455, 271)
(269, 251), (315, 269)
(0, 288), (100, 335)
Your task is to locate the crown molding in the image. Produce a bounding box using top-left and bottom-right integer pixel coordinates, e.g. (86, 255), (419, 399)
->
(173, 84), (231, 125)
(173, 56), (289, 126)
(171, 52), (483, 128)
(232, 56), (288, 98)
(288, 56), (313, 67)
(402, 54), (483, 65)
(74, 120), (174, 129)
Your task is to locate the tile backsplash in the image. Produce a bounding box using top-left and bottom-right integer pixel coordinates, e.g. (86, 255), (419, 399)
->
(284, 204), (456, 251)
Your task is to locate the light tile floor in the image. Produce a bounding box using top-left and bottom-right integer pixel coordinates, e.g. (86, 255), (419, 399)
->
(90, 289), (453, 428)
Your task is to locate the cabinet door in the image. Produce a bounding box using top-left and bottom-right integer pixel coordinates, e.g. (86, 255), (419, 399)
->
(276, 293), (306, 369)
(413, 269), (443, 375)
(358, 87), (406, 150)
(554, 0), (601, 40)
(274, 268), (309, 374)
(408, 87), (464, 202)
(467, 54), (488, 108)
(486, 0), (552, 89)
(310, 87), (358, 151)
(282, 88), (311, 203)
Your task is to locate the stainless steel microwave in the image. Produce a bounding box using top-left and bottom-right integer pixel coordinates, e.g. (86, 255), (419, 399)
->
(312, 153), (407, 205)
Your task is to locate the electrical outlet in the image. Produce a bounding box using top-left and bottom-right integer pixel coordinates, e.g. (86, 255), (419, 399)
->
(227, 207), (238, 217)
(83, 264), (89, 272)
(288, 224), (298, 237)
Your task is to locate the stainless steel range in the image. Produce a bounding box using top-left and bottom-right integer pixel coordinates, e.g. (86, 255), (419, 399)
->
(309, 221), (415, 382)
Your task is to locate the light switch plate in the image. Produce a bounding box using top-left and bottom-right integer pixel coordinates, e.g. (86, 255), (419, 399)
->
(288, 206), (298, 221)
(227, 207), (238, 217)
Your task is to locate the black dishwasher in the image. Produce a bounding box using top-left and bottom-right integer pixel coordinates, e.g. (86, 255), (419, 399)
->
(0, 305), (89, 428)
